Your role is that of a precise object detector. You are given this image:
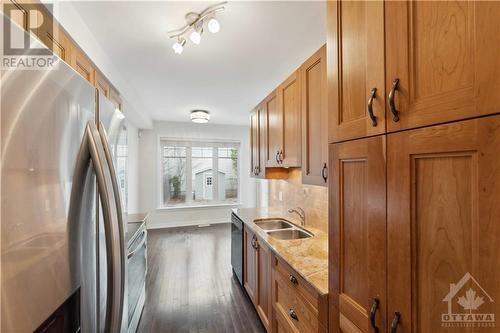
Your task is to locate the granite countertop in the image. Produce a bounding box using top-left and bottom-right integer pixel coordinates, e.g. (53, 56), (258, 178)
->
(233, 207), (328, 295)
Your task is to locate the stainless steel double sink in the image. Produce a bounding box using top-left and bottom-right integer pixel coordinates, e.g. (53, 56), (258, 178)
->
(254, 218), (313, 240)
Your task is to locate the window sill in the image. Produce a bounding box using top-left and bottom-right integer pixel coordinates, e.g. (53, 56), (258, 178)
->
(156, 202), (242, 211)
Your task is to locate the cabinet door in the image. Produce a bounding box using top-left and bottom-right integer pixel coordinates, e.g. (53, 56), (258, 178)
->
(109, 87), (122, 111)
(329, 136), (387, 333)
(257, 104), (267, 178)
(33, 8), (72, 63)
(301, 45), (328, 186)
(250, 109), (260, 177)
(387, 115), (500, 333)
(327, 0), (386, 143)
(71, 46), (95, 84)
(95, 70), (110, 98)
(256, 238), (272, 332)
(244, 228), (258, 305)
(3, 0), (29, 30)
(266, 90), (282, 167)
(385, 1), (500, 132)
(279, 71), (301, 167)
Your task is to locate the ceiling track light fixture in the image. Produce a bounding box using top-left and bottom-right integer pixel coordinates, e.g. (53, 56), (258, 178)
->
(168, 1), (226, 54)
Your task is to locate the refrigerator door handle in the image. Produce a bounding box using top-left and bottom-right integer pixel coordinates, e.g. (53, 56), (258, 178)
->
(98, 122), (126, 331)
(70, 121), (124, 333)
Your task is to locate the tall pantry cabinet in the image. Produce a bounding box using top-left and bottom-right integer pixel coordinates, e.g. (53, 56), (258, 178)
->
(328, 1), (500, 333)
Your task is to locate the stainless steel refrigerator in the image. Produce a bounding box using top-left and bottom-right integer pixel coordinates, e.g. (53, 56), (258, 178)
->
(1, 18), (127, 333)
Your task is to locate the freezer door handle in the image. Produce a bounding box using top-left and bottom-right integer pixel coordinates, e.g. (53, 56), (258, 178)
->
(70, 121), (124, 333)
(98, 122), (126, 332)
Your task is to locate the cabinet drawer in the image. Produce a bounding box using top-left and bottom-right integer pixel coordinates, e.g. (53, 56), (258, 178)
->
(274, 275), (320, 333)
(274, 256), (321, 310)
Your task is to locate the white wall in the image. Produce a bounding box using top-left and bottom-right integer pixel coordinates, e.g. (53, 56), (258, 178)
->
(127, 122), (140, 213)
(139, 121), (256, 229)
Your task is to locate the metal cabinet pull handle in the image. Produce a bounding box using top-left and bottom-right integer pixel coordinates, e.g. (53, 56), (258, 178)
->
(389, 78), (400, 122)
(289, 275), (298, 284)
(390, 312), (401, 333)
(322, 163), (328, 182)
(279, 150), (284, 164)
(367, 88), (378, 127)
(288, 309), (298, 321)
(276, 151), (280, 164)
(369, 298), (380, 333)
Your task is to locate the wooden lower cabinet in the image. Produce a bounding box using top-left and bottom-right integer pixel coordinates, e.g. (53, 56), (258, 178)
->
(272, 256), (328, 333)
(387, 115), (500, 333)
(244, 228), (258, 305)
(329, 136), (387, 333)
(257, 236), (273, 331)
(244, 228), (272, 332)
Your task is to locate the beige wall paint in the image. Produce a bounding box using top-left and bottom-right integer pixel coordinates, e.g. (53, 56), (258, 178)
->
(267, 169), (328, 232)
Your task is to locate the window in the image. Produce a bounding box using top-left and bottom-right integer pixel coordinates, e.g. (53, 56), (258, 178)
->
(160, 139), (240, 207)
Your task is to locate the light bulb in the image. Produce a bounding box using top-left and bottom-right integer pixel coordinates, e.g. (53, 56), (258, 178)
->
(190, 30), (201, 45)
(207, 18), (220, 33)
(172, 38), (186, 54)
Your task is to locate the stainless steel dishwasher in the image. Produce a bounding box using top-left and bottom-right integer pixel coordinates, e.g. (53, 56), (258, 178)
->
(231, 213), (244, 286)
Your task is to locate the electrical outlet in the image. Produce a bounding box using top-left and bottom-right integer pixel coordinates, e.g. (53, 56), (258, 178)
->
(303, 188), (310, 196)
(278, 191), (283, 201)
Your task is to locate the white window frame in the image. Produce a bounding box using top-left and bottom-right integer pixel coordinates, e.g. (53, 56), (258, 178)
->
(156, 136), (241, 209)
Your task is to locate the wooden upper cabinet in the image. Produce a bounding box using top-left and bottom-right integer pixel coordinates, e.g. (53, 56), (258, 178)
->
(256, 237), (272, 332)
(385, 1), (500, 132)
(109, 87), (122, 111)
(3, 0), (29, 31)
(95, 70), (110, 98)
(266, 90), (282, 167)
(257, 104), (268, 178)
(328, 0), (386, 143)
(250, 109), (260, 177)
(329, 136), (387, 333)
(387, 115), (500, 333)
(279, 71), (301, 167)
(301, 45), (328, 186)
(33, 7), (72, 63)
(70, 46), (95, 85)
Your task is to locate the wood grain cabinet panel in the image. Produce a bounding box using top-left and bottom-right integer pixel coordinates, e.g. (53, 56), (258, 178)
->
(95, 70), (110, 98)
(250, 109), (260, 177)
(385, 1), (500, 132)
(33, 7), (71, 63)
(256, 237), (272, 332)
(266, 90), (282, 168)
(109, 87), (122, 111)
(279, 71), (301, 167)
(329, 136), (387, 333)
(70, 46), (95, 85)
(328, 0), (386, 143)
(244, 228), (258, 305)
(272, 255), (328, 333)
(301, 45), (328, 186)
(387, 115), (500, 333)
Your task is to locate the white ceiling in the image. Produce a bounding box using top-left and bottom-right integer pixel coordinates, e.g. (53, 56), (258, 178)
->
(69, 1), (326, 126)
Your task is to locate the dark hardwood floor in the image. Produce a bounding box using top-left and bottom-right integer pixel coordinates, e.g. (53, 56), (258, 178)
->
(137, 223), (266, 333)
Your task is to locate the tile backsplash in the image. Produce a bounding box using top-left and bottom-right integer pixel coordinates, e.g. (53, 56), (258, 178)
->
(266, 169), (328, 232)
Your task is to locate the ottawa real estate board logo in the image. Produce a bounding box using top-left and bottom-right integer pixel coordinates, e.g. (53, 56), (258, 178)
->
(441, 272), (495, 328)
(2, 2), (57, 70)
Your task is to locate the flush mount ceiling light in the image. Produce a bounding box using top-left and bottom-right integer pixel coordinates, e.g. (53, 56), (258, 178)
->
(190, 110), (211, 123)
(168, 2), (226, 54)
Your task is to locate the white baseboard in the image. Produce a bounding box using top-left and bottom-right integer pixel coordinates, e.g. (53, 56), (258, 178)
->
(147, 218), (231, 229)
